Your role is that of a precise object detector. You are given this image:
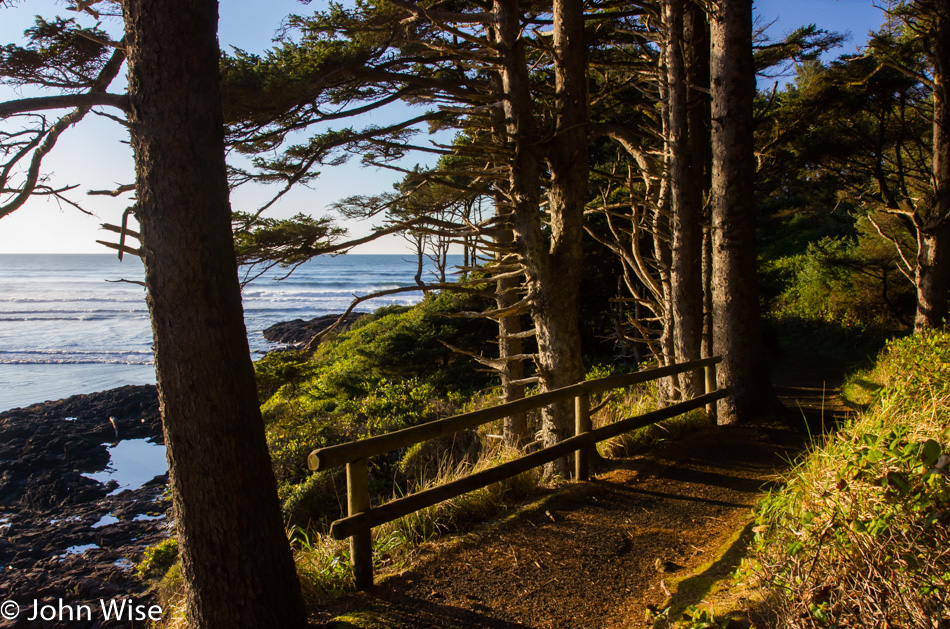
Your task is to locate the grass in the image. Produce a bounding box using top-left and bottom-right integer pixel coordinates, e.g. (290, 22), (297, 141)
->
(591, 378), (712, 458)
(640, 332), (950, 628)
(748, 329), (950, 627)
(291, 440), (543, 599)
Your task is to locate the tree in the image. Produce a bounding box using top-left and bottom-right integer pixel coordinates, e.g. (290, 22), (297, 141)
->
(228, 0), (598, 469)
(667, 0), (706, 397)
(896, 1), (950, 329)
(755, 4), (950, 333)
(709, 0), (771, 423)
(1, 1), (307, 626)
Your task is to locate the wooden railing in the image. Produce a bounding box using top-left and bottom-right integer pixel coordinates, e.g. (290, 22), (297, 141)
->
(307, 356), (726, 589)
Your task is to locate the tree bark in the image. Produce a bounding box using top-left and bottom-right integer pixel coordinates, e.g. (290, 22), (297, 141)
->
(915, 3), (950, 330)
(709, 0), (770, 424)
(488, 36), (530, 448)
(496, 249), (528, 447)
(122, 1), (306, 626)
(686, 1), (712, 403)
(492, 0), (587, 473)
(667, 0), (704, 396)
(537, 0), (588, 474)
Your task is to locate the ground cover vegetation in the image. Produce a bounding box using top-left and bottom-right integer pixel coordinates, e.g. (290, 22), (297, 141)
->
(4, 0), (950, 626)
(748, 330), (950, 628)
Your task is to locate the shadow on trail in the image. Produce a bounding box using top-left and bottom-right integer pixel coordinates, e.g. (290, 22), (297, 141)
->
(601, 482), (754, 510)
(661, 520), (756, 620)
(325, 595), (530, 629)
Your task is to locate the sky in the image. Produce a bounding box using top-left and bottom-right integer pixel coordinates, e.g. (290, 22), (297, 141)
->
(0, 0), (889, 255)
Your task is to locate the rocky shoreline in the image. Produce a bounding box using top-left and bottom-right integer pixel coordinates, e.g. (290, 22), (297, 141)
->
(0, 386), (169, 629)
(262, 312), (363, 346)
(0, 313), (367, 627)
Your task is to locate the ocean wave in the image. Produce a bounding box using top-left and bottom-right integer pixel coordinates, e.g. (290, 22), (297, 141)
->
(0, 295), (145, 304)
(0, 355), (154, 366)
(0, 350), (153, 366)
(242, 285), (406, 299)
(0, 307), (147, 315)
(0, 314), (148, 322)
(0, 349), (153, 356)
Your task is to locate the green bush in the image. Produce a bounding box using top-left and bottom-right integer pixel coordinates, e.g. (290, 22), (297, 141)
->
(769, 233), (913, 330)
(281, 469), (346, 530)
(136, 538), (178, 581)
(259, 293), (494, 428)
(254, 349), (316, 404)
(258, 294), (496, 520)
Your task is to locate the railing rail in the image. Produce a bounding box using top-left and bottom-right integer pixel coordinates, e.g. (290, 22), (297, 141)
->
(308, 356), (721, 472)
(307, 356), (725, 589)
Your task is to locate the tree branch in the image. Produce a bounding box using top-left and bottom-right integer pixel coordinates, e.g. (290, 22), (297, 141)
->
(0, 92), (128, 117)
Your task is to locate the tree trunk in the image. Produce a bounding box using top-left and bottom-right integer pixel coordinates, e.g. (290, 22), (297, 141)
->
(487, 65), (529, 447)
(497, 258), (528, 447)
(122, 1), (306, 626)
(686, 1), (712, 401)
(413, 233), (425, 287)
(655, 18), (678, 404)
(667, 0), (704, 396)
(491, 0), (548, 453)
(492, 0), (587, 474)
(709, 0), (770, 424)
(915, 4), (950, 330)
(536, 0), (588, 474)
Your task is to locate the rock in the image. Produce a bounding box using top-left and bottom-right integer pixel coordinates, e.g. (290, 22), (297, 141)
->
(0, 386), (169, 627)
(262, 313), (364, 346)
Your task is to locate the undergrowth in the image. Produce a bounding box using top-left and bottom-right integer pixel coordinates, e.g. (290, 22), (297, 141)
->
(752, 329), (950, 627)
(146, 296), (717, 621)
(277, 361), (713, 603)
(290, 442), (541, 599)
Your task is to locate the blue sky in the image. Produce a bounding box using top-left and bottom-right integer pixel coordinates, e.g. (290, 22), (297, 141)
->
(0, 0), (888, 254)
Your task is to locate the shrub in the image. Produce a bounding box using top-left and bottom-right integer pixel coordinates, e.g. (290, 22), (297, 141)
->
(136, 537), (178, 581)
(767, 230), (914, 332)
(281, 469), (346, 530)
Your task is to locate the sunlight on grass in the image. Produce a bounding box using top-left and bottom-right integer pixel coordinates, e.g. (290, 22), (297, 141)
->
(751, 330), (950, 627)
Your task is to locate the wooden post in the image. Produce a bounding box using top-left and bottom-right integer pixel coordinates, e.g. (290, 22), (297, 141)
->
(704, 361), (717, 424)
(574, 391), (592, 480)
(346, 458), (373, 590)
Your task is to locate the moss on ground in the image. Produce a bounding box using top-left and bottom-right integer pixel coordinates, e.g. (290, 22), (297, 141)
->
(651, 519), (762, 627)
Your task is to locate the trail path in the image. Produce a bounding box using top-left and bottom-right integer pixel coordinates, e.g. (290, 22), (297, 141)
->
(314, 359), (854, 629)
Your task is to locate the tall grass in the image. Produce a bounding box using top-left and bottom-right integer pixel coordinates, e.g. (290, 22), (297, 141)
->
(753, 330), (950, 627)
(291, 440), (541, 600)
(590, 376), (711, 457)
(148, 366), (716, 623)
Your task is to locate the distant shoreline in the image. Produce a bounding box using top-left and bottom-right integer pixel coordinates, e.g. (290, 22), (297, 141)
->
(0, 312), (367, 413)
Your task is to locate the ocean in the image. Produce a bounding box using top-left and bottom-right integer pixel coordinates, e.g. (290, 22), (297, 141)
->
(0, 253), (457, 412)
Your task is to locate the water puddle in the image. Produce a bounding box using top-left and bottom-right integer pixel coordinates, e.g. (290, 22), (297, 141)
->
(91, 514), (119, 528)
(132, 513), (164, 522)
(84, 438), (167, 495)
(113, 558), (134, 571)
(65, 544), (99, 555)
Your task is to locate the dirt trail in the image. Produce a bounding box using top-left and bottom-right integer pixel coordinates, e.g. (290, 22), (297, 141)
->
(772, 351), (855, 420)
(314, 360), (855, 628)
